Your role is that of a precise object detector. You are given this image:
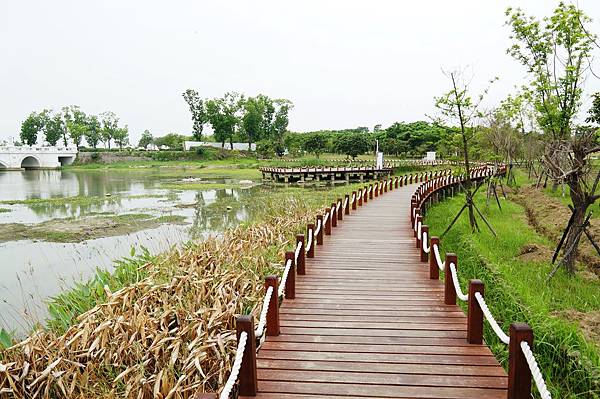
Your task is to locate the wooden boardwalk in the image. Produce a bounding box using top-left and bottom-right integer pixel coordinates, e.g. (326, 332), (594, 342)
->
(242, 184), (507, 399)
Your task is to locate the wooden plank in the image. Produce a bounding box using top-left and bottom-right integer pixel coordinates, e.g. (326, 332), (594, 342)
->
(248, 186), (506, 398)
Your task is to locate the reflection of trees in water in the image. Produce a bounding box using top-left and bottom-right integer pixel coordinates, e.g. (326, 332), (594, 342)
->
(188, 188), (263, 238)
(26, 196), (124, 219)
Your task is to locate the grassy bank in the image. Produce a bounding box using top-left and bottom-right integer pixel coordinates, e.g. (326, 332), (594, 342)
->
(0, 180), (374, 397)
(424, 184), (600, 397)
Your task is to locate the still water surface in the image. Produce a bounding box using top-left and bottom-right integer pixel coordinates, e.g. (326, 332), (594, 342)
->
(0, 169), (270, 334)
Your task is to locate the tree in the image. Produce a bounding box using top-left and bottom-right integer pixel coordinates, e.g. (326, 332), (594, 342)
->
(100, 111), (119, 149)
(182, 89), (206, 141)
(85, 115), (101, 149)
(153, 133), (187, 150)
(271, 99), (293, 156)
(138, 130), (153, 148)
(303, 133), (327, 158)
(205, 93), (242, 149)
(241, 95), (266, 150)
(44, 112), (64, 146)
(65, 106), (87, 147)
(113, 125), (129, 149)
(334, 133), (370, 159)
(506, 3), (599, 274)
(434, 70), (497, 235)
(20, 111), (46, 146)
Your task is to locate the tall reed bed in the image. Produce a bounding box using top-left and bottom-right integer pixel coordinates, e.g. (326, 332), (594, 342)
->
(0, 186), (360, 398)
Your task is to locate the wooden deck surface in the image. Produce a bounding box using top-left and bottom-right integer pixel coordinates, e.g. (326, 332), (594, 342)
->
(242, 185), (507, 399)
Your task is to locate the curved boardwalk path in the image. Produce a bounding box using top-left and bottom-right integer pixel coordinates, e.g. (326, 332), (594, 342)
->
(241, 184), (507, 399)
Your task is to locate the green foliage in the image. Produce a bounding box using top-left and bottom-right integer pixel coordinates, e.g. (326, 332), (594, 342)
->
(100, 111), (119, 149)
(138, 129), (153, 148)
(182, 89), (207, 141)
(0, 328), (12, 349)
(506, 3), (595, 139)
(44, 112), (64, 146)
(334, 133), (371, 159)
(206, 92), (242, 148)
(153, 133), (188, 150)
(63, 105), (87, 147)
(425, 187), (600, 397)
(85, 115), (102, 149)
(113, 125), (129, 149)
(256, 139), (275, 158)
(20, 111), (46, 146)
(587, 92), (600, 125)
(302, 133), (327, 158)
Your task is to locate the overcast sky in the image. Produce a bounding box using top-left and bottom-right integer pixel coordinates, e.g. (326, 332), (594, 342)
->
(1, 0), (599, 144)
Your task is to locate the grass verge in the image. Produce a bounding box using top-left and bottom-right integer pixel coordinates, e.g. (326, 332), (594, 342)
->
(424, 187), (600, 398)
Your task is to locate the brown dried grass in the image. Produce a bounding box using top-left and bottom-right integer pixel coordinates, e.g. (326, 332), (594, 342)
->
(0, 196), (318, 398)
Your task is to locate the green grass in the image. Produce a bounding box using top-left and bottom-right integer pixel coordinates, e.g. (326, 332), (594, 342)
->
(424, 188), (600, 397)
(0, 195), (108, 206)
(0, 208), (10, 213)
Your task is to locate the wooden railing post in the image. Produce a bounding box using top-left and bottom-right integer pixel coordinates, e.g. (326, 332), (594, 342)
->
(296, 234), (305, 275)
(331, 204), (337, 227)
(363, 186), (368, 203)
(306, 224), (315, 258)
(444, 253), (457, 305)
(344, 195), (350, 214)
(337, 198), (343, 220)
(285, 251), (295, 299)
(395, 177), (399, 188)
(429, 236), (440, 279)
(374, 183), (379, 197)
(399, 176), (404, 187)
(384, 179), (388, 192)
(236, 315), (257, 396)
(352, 191), (357, 210)
(316, 215), (324, 245)
(324, 208), (332, 235)
(265, 276), (280, 336)
(380, 181), (384, 195)
(358, 190), (363, 206)
(467, 279), (484, 344)
(420, 225), (429, 262)
(369, 184), (374, 199)
(414, 213), (421, 238)
(508, 323), (534, 399)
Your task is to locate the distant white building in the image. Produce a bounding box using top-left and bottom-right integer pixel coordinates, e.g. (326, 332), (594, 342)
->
(146, 143), (159, 151)
(425, 151), (436, 161)
(184, 141), (256, 151)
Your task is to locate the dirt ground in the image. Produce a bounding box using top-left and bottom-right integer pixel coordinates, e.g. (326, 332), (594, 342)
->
(553, 309), (600, 348)
(510, 184), (600, 276)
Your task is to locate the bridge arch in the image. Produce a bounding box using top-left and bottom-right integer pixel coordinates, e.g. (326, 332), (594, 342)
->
(0, 160), (7, 169)
(20, 156), (41, 169)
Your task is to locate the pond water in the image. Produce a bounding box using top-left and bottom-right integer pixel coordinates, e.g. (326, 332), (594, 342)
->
(0, 169), (275, 334)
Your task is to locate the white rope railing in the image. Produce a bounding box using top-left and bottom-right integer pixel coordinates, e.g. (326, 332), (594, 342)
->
(330, 207), (335, 219)
(278, 258), (293, 297)
(294, 240), (302, 264)
(474, 292), (510, 345)
(305, 228), (313, 253)
(448, 262), (468, 302)
(254, 286), (274, 338)
(357, 190), (362, 200)
(351, 193), (356, 204)
(521, 341), (552, 399)
(422, 231), (430, 253)
(343, 197), (349, 210)
(219, 331), (248, 399)
(314, 219), (322, 236)
(323, 212), (329, 224)
(417, 220), (422, 239)
(433, 243), (444, 270)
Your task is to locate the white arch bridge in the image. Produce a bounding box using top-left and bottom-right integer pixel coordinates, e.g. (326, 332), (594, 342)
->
(0, 146), (78, 170)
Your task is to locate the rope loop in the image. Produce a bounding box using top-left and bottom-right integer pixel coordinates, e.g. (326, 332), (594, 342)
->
(474, 292), (510, 344)
(521, 341), (552, 399)
(219, 331), (248, 399)
(449, 262), (468, 302)
(254, 286), (274, 339)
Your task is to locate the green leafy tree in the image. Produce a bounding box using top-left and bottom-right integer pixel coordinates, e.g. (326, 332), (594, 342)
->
(153, 133), (187, 150)
(334, 133), (370, 159)
(100, 111), (119, 149)
(206, 93), (242, 149)
(85, 115), (101, 149)
(63, 106), (87, 147)
(113, 125), (129, 149)
(303, 133), (327, 158)
(241, 95), (267, 150)
(20, 111), (46, 146)
(182, 89), (206, 141)
(271, 99), (293, 156)
(44, 112), (64, 146)
(138, 130), (153, 148)
(506, 3), (599, 274)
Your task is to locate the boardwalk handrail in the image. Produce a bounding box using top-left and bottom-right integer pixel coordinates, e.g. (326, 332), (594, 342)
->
(205, 170), (454, 398)
(411, 165), (552, 399)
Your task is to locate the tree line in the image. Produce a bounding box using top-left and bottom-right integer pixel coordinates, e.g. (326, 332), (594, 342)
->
(19, 107), (129, 149)
(182, 90), (293, 154)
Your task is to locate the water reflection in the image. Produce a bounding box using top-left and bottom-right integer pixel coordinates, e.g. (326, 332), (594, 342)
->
(0, 169), (271, 334)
